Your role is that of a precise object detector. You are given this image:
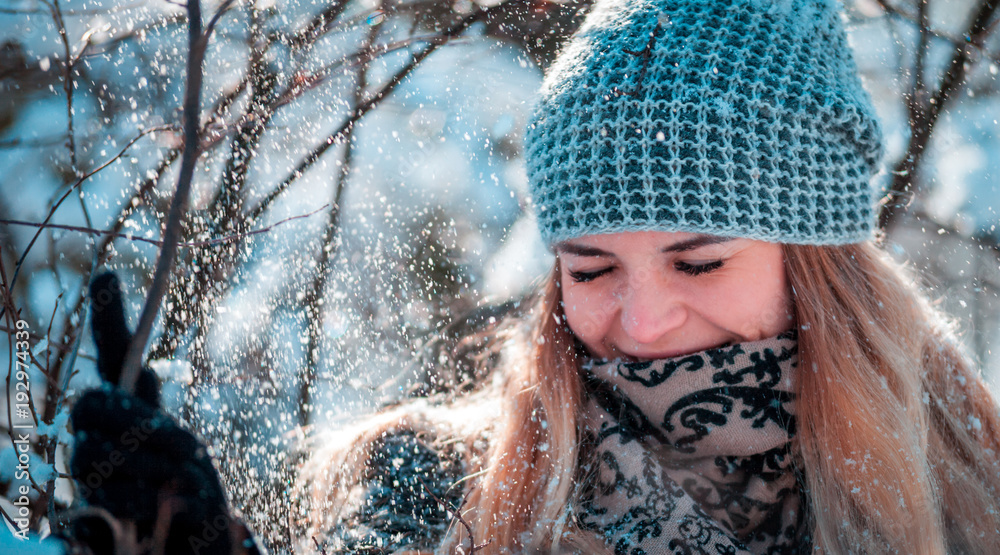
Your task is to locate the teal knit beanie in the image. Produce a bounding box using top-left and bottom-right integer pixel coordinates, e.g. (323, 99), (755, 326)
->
(525, 0), (884, 246)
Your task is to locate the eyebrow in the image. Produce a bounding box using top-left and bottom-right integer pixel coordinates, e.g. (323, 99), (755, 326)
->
(555, 235), (733, 257)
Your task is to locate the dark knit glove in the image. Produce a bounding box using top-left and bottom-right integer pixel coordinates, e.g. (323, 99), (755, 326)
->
(64, 271), (258, 554)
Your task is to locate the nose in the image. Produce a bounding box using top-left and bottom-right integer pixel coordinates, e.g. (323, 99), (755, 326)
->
(619, 274), (686, 345)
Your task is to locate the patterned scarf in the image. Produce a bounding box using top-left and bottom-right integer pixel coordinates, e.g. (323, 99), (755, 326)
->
(574, 330), (810, 554)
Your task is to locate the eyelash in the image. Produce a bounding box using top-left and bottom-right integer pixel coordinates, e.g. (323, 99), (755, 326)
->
(568, 260), (725, 283)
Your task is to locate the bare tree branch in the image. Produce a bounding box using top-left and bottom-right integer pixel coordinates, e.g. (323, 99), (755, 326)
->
(0, 247), (47, 506)
(271, 33), (466, 116)
(147, 2), (521, 380)
(118, 0), (208, 394)
(0, 136), (69, 149)
(204, 0), (240, 40)
(416, 475), (490, 554)
(45, 0), (78, 175)
(0, 125), (176, 322)
(32, 74), (250, 399)
(288, 0), (350, 49)
(297, 0), (383, 428)
(249, 1), (514, 221)
(0, 204), (329, 248)
(912, 0), (930, 107)
(877, 0), (1000, 233)
(311, 536), (329, 555)
(0, 1), (148, 16)
(155, 3), (283, 381)
(871, 0), (982, 50)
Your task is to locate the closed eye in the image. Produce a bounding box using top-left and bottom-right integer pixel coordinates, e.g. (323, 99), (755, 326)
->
(568, 260), (724, 282)
(568, 267), (613, 283)
(674, 260), (724, 276)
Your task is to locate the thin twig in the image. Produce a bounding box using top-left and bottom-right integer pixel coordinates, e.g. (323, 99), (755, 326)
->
(0, 503), (16, 529)
(42, 291), (62, 407)
(204, 0), (240, 39)
(249, 2), (512, 221)
(871, 0), (976, 50)
(0, 136), (69, 149)
(90, 78), (244, 268)
(0, 1), (146, 16)
(40, 0), (99, 277)
(288, 0), (350, 49)
(45, 0), (101, 291)
(28, 75), (245, 399)
(0, 204), (330, 248)
(40, 291), (63, 527)
(46, 0), (78, 175)
(13, 14), (186, 77)
(83, 13), (188, 56)
(0, 246), (46, 499)
(415, 475), (490, 554)
(271, 33), (464, 114)
(2, 125), (175, 308)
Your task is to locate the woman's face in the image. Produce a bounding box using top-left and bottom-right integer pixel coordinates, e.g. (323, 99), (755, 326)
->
(557, 231), (793, 361)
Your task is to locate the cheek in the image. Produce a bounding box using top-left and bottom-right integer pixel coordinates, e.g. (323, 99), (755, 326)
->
(720, 262), (793, 338)
(561, 285), (617, 343)
(742, 288), (794, 337)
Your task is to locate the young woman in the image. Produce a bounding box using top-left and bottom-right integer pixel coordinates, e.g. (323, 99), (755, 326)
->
(293, 0), (1000, 553)
(62, 0), (1000, 553)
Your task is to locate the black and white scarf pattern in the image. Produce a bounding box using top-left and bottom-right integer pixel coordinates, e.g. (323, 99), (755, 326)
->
(575, 330), (809, 554)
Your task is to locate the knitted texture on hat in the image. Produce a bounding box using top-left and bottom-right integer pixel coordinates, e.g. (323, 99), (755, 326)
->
(524, 0), (884, 246)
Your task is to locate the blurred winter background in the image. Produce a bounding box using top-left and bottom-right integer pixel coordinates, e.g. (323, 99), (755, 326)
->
(0, 0), (997, 550)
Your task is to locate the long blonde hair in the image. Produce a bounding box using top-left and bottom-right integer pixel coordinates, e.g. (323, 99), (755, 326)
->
(294, 242), (1000, 554)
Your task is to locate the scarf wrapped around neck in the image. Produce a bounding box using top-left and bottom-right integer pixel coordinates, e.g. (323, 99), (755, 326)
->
(574, 330), (810, 554)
